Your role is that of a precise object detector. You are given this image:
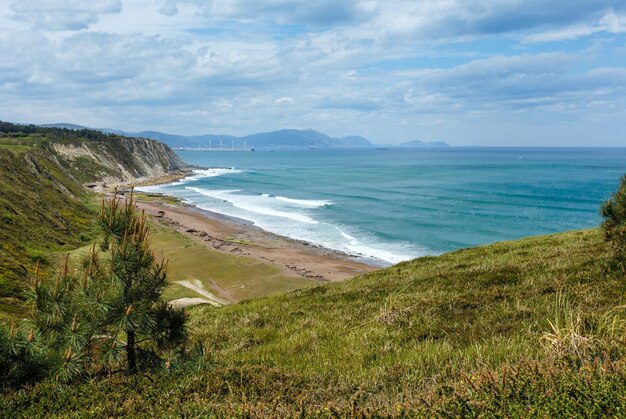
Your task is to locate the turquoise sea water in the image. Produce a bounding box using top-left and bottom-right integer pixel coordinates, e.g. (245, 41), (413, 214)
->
(139, 148), (626, 266)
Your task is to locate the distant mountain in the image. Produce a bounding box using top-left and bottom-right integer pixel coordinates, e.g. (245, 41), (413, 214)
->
(104, 128), (376, 150)
(337, 135), (373, 147)
(40, 123), (450, 150)
(398, 139), (450, 148)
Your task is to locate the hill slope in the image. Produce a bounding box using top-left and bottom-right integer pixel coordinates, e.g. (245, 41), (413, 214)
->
(3, 228), (626, 416)
(0, 145), (95, 318)
(0, 122), (185, 318)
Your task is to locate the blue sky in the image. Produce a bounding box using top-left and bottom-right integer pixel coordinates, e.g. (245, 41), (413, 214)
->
(1, 0), (626, 146)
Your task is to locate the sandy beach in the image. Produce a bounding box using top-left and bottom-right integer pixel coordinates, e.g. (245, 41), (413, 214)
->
(135, 198), (378, 283)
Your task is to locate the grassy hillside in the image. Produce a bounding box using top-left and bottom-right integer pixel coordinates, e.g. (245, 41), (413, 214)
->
(3, 228), (626, 416)
(65, 217), (320, 306)
(0, 122), (185, 319)
(0, 145), (96, 319)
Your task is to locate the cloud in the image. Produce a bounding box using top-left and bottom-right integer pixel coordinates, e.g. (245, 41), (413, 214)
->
(525, 11), (626, 42)
(165, 0), (368, 27)
(1, 0), (626, 145)
(364, 0), (626, 42)
(274, 97), (294, 104)
(394, 53), (626, 116)
(142, 0), (626, 40)
(157, 0), (178, 16)
(9, 0), (122, 31)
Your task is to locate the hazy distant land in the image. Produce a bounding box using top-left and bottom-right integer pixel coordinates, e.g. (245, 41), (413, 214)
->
(40, 123), (450, 150)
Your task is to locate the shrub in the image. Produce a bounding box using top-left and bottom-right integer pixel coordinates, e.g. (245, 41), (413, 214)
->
(0, 190), (187, 387)
(600, 174), (626, 264)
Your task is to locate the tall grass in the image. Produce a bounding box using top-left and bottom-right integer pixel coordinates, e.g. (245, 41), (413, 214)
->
(3, 228), (626, 416)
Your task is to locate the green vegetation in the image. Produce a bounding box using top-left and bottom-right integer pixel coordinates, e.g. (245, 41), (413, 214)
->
(0, 121), (184, 184)
(0, 120), (185, 319)
(0, 146), (96, 317)
(149, 222), (318, 303)
(601, 174), (626, 264)
(1, 192), (187, 386)
(134, 191), (181, 205)
(96, 192), (187, 372)
(65, 156), (119, 183)
(0, 121), (162, 150)
(3, 228), (626, 416)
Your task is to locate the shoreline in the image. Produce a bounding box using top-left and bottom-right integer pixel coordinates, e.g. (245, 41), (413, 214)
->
(96, 166), (382, 287)
(115, 168), (380, 284)
(186, 200), (388, 268)
(131, 170), (395, 268)
(134, 197), (378, 283)
(92, 168), (195, 193)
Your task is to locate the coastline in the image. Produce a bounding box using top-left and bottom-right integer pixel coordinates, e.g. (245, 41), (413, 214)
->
(94, 168), (196, 193)
(108, 168), (379, 286)
(134, 197), (378, 283)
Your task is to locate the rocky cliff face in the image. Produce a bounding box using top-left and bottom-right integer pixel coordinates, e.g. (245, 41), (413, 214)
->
(52, 136), (186, 184)
(0, 128), (188, 313)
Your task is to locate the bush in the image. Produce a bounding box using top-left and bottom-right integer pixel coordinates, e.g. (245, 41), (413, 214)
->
(0, 190), (187, 388)
(600, 174), (626, 263)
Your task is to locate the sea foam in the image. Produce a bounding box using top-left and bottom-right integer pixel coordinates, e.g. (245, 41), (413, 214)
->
(142, 164), (428, 265)
(137, 167), (242, 192)
(172, 168), (242, 185)
(275, 196), (331, 208)
(186, 187), (318, 224)
(336, 228), (421, 264)
(183, 186), (425, 264)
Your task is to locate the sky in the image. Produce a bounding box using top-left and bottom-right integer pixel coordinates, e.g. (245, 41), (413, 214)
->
(1, 1), (626, 146)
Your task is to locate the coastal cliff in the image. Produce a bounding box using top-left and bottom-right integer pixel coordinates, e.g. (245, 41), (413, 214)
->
(51, 136), (185, 184)
(0, 122), (186, 317)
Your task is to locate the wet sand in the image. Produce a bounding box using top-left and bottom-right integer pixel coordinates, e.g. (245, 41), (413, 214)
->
(136, 199), (378, 282)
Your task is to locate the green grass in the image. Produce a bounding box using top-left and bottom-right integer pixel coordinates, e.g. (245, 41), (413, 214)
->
(65, 156), (119, 183)
(134, 192), (181, 205)
(3, 228), (626, 416)
(148, 222), (318, 302)
(0, 146), (97, 317)
(61, 218), (318, 304)
(187, 229), (621, 387)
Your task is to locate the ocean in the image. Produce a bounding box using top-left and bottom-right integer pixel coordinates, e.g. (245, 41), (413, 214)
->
(139, 148), (626, 266)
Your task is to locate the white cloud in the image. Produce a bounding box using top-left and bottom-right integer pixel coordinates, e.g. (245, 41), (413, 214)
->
(354, 0), (626, 43)
(1, 0), (626, 145)
(157, 0), (178, 16)
(525, 12), (626, 42)
(275, 97), (294, 104)
(9, 0), (121, 31)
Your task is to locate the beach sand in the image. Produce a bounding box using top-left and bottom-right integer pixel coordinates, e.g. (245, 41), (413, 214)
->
(135, 199), (378, 283)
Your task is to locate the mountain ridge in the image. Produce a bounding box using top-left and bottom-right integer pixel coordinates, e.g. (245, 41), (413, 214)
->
(40, 123), (450, 149)
(398, 139), (450, 148)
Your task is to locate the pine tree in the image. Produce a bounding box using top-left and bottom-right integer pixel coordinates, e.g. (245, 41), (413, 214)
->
(0, 320), (49, 388)
(601, 174), (626, 264)
(2, 189), (188, 385)
(97, 189), (187, 373)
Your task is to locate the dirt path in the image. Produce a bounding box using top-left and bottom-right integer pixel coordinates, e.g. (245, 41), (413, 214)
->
(169, 279), (229, 308)
(169, 297), (219, 308)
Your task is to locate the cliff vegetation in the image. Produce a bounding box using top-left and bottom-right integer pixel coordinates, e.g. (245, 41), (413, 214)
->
(0, 122), (184, 319)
